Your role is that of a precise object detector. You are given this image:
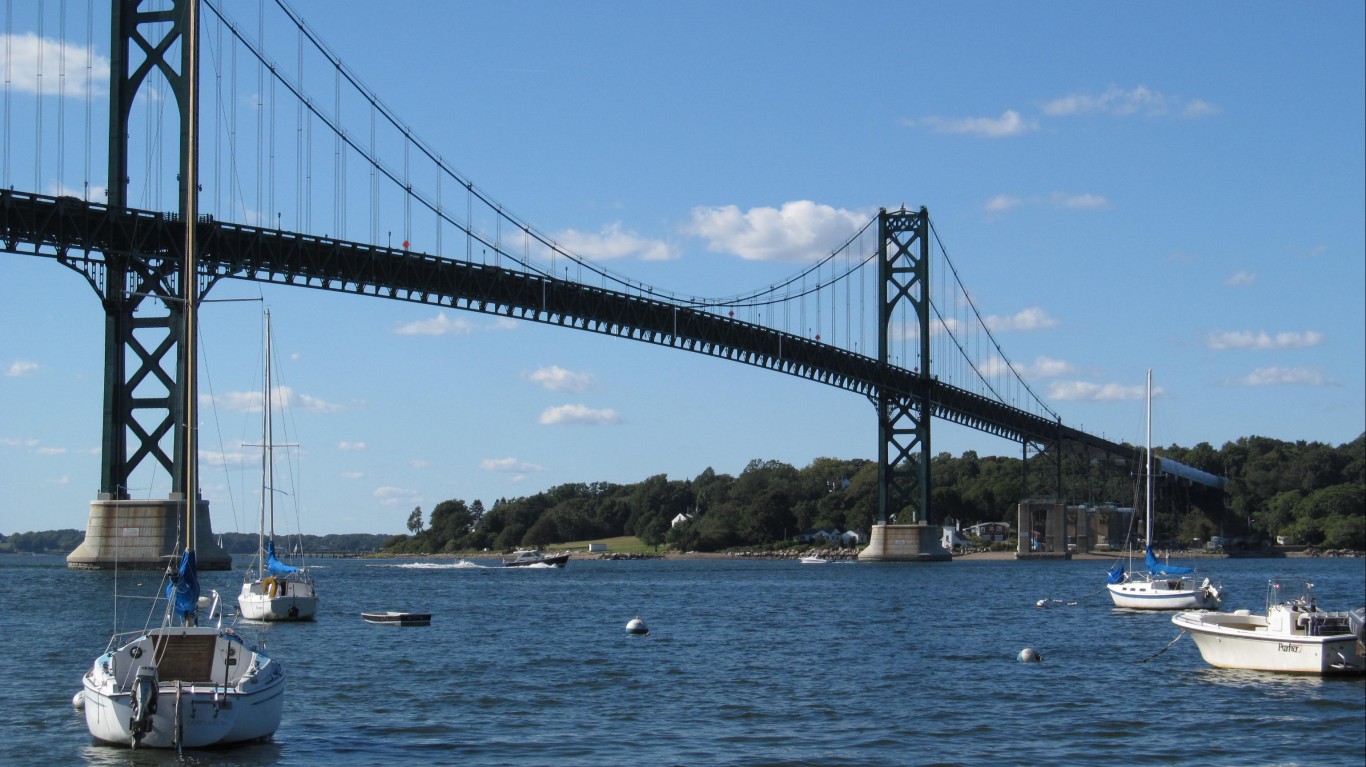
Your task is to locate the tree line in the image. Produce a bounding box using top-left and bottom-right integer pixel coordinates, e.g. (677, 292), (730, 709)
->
(6, 433), (1358, 555)
(385, 433), (1364, 554)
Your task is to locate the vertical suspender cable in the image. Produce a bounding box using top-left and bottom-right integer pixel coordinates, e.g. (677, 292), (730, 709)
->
(4, 0), (11, 189)
(296, 25), (303, 231)
(34, 0), (42, 194)
(256, 0), (264, 226)
(57, 0), (65, 190)
(84, 0), (91, 199)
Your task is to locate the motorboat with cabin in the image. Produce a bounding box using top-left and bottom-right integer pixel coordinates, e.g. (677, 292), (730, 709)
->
(502, 549), (570, 567)
(1171, 579), (1365, 675)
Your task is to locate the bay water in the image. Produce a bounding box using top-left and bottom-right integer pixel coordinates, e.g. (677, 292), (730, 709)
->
(3, 553), (1362, 766)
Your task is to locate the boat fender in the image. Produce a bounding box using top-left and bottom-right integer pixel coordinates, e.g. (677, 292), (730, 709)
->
(625, 616), (649, 636)
(288, 605), (299, 618)
(1017, 648), (1043, 663)
(72, 691), (84, 710)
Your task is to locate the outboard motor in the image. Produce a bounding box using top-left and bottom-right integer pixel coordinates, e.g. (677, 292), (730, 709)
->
(129, 666), (158, 746)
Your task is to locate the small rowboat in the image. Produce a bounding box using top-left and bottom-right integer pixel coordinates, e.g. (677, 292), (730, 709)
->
(362, 611), (431, 626)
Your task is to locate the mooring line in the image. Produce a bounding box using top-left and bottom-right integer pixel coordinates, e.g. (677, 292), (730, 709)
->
(1139, 630), (1185, 663)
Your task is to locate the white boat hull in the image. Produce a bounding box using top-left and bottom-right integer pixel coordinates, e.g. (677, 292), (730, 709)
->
(1173, 604), (1365, 675)
(82, 626), (285, 748)
(239, 579), (318, 621)
(1108, 577), (1221, 610)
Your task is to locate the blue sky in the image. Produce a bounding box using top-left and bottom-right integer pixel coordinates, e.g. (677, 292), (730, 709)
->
(2, 1), (1363, 536)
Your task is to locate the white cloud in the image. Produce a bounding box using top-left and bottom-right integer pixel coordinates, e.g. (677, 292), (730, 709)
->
(1224, 271), (1257, 286)
(36, 446), (66, 455)
(983, 192), (1109, 214)
(906, 110), (1037, 138)
(685, 201), (871, 262)
(1050, 192), (1109, 210)
(538, 404), (621, 426)
(528, 365), (592, 392)
(1, 33), (110, 96)
(0, 437), (40, 447)
(1205, 330), (1324, 350)
(980, 355), (1076, 378)
(373, 486), (421, 506)
(984, 195), (1023, 213)
(985, 307), (1057, 332)
(340, 470), (363, 480)
(395, 311), (475, 336)
(1229, 366), (1332, 386)
(5, 360), (38, 377)
(209, 386), (341, 414)
(480, 457), (546, 473)
(554, 222), (677, 261)
(1043, 85), (1218, 119)
(1048, 380), (1150, 401)
(338, 441), (367, 451)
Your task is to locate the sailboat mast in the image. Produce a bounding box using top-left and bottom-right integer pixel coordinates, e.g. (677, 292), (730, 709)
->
(1145, 369), (1153, 548)
(266, 310), (276, 545)
(256, 311), (269, 578)
(181, 0), (200, 555)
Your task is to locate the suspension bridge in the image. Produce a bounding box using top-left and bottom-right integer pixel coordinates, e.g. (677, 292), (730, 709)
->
(1, 1), (1141, 567)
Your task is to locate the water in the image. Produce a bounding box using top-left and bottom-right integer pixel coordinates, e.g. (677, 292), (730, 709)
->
(3, 554), (1362, 766)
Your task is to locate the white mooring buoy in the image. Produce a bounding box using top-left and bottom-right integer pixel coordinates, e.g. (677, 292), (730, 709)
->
(625, 616), (649, 636)
(1017, 647), (1043, 663)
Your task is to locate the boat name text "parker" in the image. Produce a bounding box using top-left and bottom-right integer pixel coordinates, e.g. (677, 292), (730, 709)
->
(1277, 643), (1303, 653)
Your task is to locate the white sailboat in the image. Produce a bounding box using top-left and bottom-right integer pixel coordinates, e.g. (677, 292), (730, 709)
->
(80, 3), (286, 743)
(1105, 371), (1222, 610)
(238, 309), (318, 622)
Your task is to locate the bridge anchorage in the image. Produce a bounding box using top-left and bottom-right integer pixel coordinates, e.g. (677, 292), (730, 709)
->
(0, 1), (1145, 568)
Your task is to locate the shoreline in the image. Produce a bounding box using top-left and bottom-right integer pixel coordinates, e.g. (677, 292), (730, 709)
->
(372, 547), (1360, 563)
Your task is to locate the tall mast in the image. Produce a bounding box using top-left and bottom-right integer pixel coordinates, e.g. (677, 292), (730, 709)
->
(182, 0), (200, 553)
(256, 311), (270, 578)
(1144, 369), (1153, 547)
(266, 310), (276, 544)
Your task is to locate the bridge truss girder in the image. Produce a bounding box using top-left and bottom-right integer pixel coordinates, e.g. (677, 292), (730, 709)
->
(0, 191), (1138, 500)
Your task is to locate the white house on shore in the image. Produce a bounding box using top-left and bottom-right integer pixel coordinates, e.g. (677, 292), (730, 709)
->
(670, 513), (692, 528)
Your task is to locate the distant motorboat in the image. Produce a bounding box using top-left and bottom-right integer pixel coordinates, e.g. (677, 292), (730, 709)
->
(362, 611), (431, 627)
(1172, 580), (1365, 675)
(502, 550), (569, 568)
(799, 556), (830, 565)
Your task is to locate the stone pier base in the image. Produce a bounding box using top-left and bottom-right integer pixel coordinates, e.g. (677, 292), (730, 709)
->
(66, 496), (232, 570)
(858, 523), (952, 562)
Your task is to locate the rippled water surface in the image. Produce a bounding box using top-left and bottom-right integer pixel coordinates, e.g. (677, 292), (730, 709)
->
(3, 554), (1362, 766)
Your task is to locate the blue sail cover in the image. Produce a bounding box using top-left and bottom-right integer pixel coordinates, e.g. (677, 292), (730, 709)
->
(1106, 562), (1126, 584)
(1145, 545), (1194, 575)
(266, 538), (301, 576)
(165, 550), (200, 622)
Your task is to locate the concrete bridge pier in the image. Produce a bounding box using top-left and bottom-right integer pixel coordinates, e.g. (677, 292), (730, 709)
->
(858, 523), (953, 562)
(66, 494), (232, 570)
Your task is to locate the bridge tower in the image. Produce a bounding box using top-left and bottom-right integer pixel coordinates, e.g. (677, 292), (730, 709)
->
(67, 0), (230, 569)
(859, 207), (951, 562)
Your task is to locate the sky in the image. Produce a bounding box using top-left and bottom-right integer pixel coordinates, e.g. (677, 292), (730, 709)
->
(1, 1), (1363, 536)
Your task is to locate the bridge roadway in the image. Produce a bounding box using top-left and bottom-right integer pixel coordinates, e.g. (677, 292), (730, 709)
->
(2, 190), (1132, 460)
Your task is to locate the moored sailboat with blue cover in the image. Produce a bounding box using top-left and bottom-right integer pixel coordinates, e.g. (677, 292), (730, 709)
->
(239, 309), (318, 622)
(1106, 371), (1222, 611)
